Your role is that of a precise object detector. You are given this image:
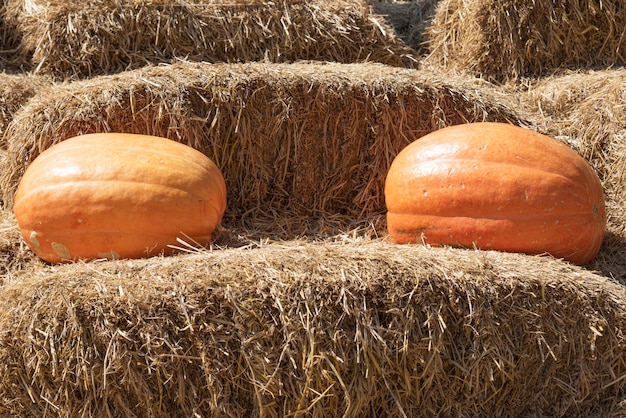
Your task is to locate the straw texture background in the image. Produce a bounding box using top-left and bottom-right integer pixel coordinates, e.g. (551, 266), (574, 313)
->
(1, 0), (626, 416)
(0, 0), (25, 71)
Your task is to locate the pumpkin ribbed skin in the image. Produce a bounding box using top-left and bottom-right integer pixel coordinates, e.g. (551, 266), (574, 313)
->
(14, 133), (226, 263)
(384, 122), (606, 265)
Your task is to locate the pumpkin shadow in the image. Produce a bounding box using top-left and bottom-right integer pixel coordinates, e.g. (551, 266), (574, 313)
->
(588, 230), (626, 286)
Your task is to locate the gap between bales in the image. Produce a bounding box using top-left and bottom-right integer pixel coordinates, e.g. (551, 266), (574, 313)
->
(0, 61), (522, 236)
(3, 0), (416, 80)
(0, 242), (625, 417)
(369, 0), (438, 53)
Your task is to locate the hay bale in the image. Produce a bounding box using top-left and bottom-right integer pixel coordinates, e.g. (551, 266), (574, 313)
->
(424, 0), (626, 81)
(0, 241), (625, 416)
(0, 72), (51, 143)
(0, 61), (522, 235)
(4, 0), (416, 80)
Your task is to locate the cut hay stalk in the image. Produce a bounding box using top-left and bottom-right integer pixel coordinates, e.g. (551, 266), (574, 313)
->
(0, 61), (522, 236)
(0, 241), (625, 416)
(424, 0), (626, 82)
(4, 0), (416, 80)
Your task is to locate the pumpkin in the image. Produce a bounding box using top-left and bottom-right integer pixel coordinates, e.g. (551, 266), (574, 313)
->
(384, 122), (606, 265)
(14, 133), (227, 263)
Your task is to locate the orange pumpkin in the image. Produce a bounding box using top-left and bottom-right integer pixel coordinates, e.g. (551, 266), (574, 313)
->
(384, 122), (606, 265)
(14, 133), (226, 263)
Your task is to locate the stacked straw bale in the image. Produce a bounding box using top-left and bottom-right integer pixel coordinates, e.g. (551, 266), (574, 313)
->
(0, 61), (522, 235)
(424, 0), (626, 81)
(1, 242), (625, 417)
(3, 0), (416, 80)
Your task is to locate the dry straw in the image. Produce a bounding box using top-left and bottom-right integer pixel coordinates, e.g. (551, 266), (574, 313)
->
(0, 2), (625, 417)
(0, 241), (625, 417)
(424, 0), (626, 82)
(0, 61), (522, 235)
(3, 0), (416, 80)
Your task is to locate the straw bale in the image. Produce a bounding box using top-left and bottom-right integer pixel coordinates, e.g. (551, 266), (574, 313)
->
(0, 61), (522, 235)
(0, 241), (625, 416)
(424, 0), (626, 82)
(4, 0), (416, 80)
(0, 72), (51, 144)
